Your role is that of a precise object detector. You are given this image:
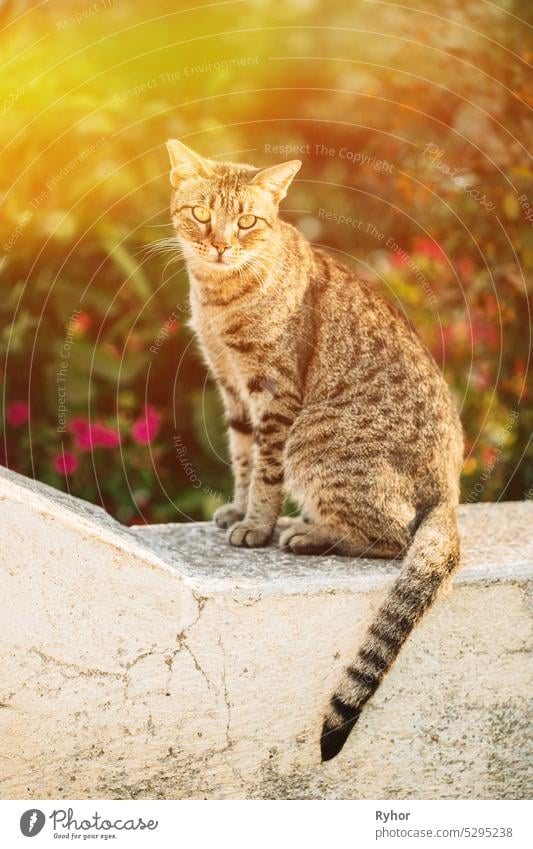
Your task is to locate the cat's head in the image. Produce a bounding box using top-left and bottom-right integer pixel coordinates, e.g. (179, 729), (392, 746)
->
(166, 140), (301, 271)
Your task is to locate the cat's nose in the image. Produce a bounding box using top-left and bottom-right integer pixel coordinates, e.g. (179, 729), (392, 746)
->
(212, 241), (230, 255)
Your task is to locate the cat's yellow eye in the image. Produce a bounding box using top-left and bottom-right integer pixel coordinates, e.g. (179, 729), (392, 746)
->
(238, 214), (257, 229)
(192, 206), (211, 223)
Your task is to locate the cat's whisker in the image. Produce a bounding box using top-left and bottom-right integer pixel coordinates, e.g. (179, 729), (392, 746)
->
(161, 254), (185, 278)
(138, 236), (181, 250)
(244, 254), (291, 293)
(136, 241), (181, 255)
(248, 252), (291, 278)
(243, 259), (268, 293)
(139, 223), (175, 228)
(136, 237), (184, 262)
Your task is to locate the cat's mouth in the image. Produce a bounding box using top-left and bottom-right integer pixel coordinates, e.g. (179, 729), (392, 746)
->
(206, 254), (240, 269)
(187, 245), (243, 271)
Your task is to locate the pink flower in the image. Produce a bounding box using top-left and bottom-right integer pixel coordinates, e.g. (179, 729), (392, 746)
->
(131, 405), (161, 445)
(469, 320), (499, 349)
(457, 256), (475, 280)
(412, 237), (447, 264)
(68, 417), (120, 451)
(53, 451), (78, 475)
(390, 250), (410, 267)
(6, 401), (29, 427)
(73, 312), (91, 334)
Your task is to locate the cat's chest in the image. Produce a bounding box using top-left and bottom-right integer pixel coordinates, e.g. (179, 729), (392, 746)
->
(191, 305), (271, 381)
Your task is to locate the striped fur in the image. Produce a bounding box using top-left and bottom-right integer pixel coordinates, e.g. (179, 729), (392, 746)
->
(166, 140), (464, 761)
(320, 503), (459, 760)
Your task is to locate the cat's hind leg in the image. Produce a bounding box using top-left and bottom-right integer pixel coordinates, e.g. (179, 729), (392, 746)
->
(279, 520), (402, 558)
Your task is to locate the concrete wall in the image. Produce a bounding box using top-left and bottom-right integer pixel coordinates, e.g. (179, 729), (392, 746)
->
(0, 465), (531, 799)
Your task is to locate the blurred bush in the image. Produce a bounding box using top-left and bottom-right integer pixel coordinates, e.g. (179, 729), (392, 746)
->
(0, 0), (531, 523)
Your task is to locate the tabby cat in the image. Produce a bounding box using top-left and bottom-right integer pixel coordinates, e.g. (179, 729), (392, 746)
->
(166, 139), (463, 761)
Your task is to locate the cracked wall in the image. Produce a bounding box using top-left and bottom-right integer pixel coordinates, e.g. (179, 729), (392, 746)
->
(0, 467), (532, 799)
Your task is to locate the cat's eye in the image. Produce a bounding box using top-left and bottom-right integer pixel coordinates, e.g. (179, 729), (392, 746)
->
(192, 206), (211, 223)
(238, 214), (257, 229)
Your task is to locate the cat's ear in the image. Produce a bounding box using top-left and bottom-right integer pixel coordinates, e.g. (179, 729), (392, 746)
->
(166, 139), (212, 187)
(250, 160), (302, 202)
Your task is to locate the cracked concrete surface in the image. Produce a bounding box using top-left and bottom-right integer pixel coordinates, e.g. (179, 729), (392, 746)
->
(0, 465), (532, 799)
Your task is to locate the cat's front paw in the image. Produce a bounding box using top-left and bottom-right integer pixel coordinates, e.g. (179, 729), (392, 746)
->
(213, 503), (245, 529)
(227, 520), (273, 548)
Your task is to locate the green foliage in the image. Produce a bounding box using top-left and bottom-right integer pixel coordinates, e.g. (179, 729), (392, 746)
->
(1, 0), (531, 523)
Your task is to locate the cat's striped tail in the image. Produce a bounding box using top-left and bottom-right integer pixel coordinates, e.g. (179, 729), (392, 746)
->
(320, 501), (460, 761)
